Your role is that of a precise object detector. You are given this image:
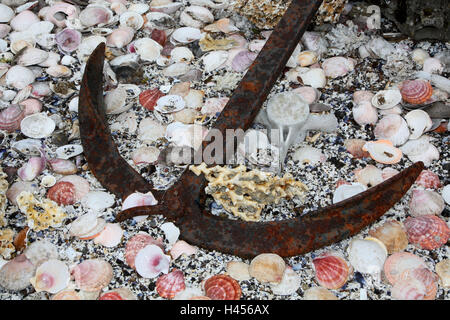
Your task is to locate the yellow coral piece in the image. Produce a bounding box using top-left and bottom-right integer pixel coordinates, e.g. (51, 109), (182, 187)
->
(0, 228), (15, 259)
(16, 191), (67, 231)
(0, 168), (8, 227)
(190, 163), (308, 221)
(199, 33), (238, 52)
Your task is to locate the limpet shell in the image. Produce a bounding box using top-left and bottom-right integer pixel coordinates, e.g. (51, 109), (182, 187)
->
(203, 274), (241, 300)
(249, 253), (285, 284)
(20, 113), (55, 138)
(368, 220), (408, 254)
(30, 259), (70, 293)
(71, 259), (113, 292)
(312, 252), (351, 289)
(404, 215), (450, 250)
(156, 269), (186, 299)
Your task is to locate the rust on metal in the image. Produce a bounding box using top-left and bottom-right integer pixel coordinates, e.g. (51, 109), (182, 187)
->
(79, 0), (424, 258)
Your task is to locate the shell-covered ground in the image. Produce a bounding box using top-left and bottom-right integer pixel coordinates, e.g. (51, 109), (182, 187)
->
(0, 0), (449, 300)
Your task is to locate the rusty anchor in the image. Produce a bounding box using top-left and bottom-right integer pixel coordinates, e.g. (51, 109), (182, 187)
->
(79, 0), (424, 259)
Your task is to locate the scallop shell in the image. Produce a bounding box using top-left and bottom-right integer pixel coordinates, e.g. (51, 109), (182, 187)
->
(0, 104), (25, 132)
(48, 158), (77, 175)
(374, 114), (410, 146)
(226, 261), (251, 281)
(119, 11), (144, 30)
(104, 86), (129, 115)
(6, 65), (36, 90)
(400, 79), (433, 105)
(203, 274), (241, 300)
(139, 88), (165, 111)
(125, 233), (164, 269)
(23, 239), (58, 267)
(99, 287), (137, 300)
(47, 181), (76, 206)
(442, 185), (450, 205)
(368, 220), (408, 254)
(293, 86), (320, 104)
(55, 144), (83, 160)
(344, 139), (370, 159)
(171, 27), (201, 45)
(20, 113), (55, 138)
(322, 56), (355, 78)
(383, 252), (427, 285)
(170, 47), (194, 64)
(156, 269), (186, 299)
(135, 244), (170, 278)
(0, 254), (35, 291)
(391, 277), (427, 300)
(415, 170), (441, 189)
(0, 4), (14, 23)
(93, 223), (123, 247)
(249, 253), (285, 284)
(292, 147), (326, 165)
(72, 259), (113, 292)
(58, 175), (89, 201)
(404, 215), (450, 250)
(79, 5), (113, 27)
(155, 95), (186, 114)
(435, 259), (450, 288)
(332, 183), (367, 204)
(106, 26), (134, 48)
(10, 10), (39, 31)
(423, 57), (443, 74)
(80, 191), (115, 212)
(303, 286), (338, 300)
(409, 189), (445, 217)
(299, 68), (326, 88)
(399, 267), (438, 300)
(347, 238), (387, 275)
(202, 50), (228, 72)
(400, 135), (439, 167)
(352, 101), (378, 126)
(30, 259), (69, 293)
(69, 212), (106, 240)
(312, 252), (351, 289)
(404, 109), (432, 139)
(270, 266), (301, 295)
(362, 140), (402, 165)
(353, 90), (374, 104)
(134, 37), (162, 62)
(231, 50), (257, 73)
(371, 90), (402, 110)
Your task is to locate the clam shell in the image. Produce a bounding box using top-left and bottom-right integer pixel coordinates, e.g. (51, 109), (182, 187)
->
(125, 233), (164, 270)
(415, 170), (441, 189)
(79, 5), (113, 27)
(170, 47), (194, 64)
(20, 113), (55, 138)
(231, 50), (257, 72)
(23, 239), (58, 267)
(409, 189), (444, 217)
(55, 28), (81, 53)
(203, 274), (241, 300)
(17, 47), (49, 66)
(0, 254), (35, 291)
(10, 10), (39, 31)
(30, 259), (70, 293)
(55, 144), (83, 159)
(362, 140), (402, 165)
(347, 238), (387, 275)
(0, 104), (25, 132)
(134, 37), (162, 62)
(156, 269), (185, 299)
(400, 135), (439, 167)
(163, 62), (191, 77)
(368, 220), (408, 254)
(303, 286), (338, 300)
(383, 252), (427, 285)
(400, 79), (433, 105)
(47, 181), (76, 206)
(72, 259), (113, 292)
(135, 244), (170, 278)
(249, 253), (285, 284)
(171, 27), (201, 45)
(374, 114), (410, 146)
(18, 154), (46, 181)
(6, 65), (35, 90)
(106, 26), (134, 48)
(6, 181), (38, 206)
(371, 90), (402, 110)
(354, 165), (383, 188)
(381, 165), (399, 180)
(99, 287), (137, 300)
(299, 68), (326, 88)
(435, 259), (450, 288)
(0, 4), (14, 23)
(404, 215), (449, 250)
(119, 11), (144, 30)
(93, 223), (123, 247)
(322, 56), (355, 78)
(312, 252), (351, 289)
(293, 86), (320, 104)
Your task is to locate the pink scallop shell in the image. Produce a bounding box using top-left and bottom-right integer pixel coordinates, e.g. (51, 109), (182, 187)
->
(400, 79), (433, 105)
(58, 175), (90, 202)
(399, 267), (438, 300)
(0, 104), (25, 132)
(125, 233), (164, 269)
(415, 170), (441, 189)
(383, 252), (427, 285)
(404, 215), (450, 250)
(19, 98), (42, 116)
(170, 240), (198, 260)
(203, 274), (241, 300)
(47, 181), (77, 205)
(312, 252), (351, 289)
(93, 223), (123, 247)
(71, 259), (113, 292)
(139, 88), (165, 111)
(134, 244), (170, 278)
(408, 189), (445, 217)
(156, 269), (186, 299)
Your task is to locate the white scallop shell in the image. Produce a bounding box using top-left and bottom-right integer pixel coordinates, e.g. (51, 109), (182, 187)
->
(5, 65), (36, 90)
(11, 138), (42, 156)
(134, 37), (162, 62)
(201, 50), (228, 72)
(347, 238), (387, 275)
(170, 47), (194, 63)
(155, 95), (186, 114)
(270, 267), (301, 296)
(20, 113), (55, 138)
(30, 259), (70, 293)
(333, 183), (367, 204)
(55, 144), (83, 159)
(404, 109), (432, 140)
(371, 90), (402, 110)
(23, 239), (58, 267)
(0, 4), (14, 23)
(138, 118), (166, 142)
(292, 147), (326, 165)
(119, 11), (144, 30)
(17, 47), (49, 66)
(81, 191), (115, 212)
(135, 244), (170, 278)
(442, 185), (450, 205)
(104, 86), (129, 115)
(171, 27), (201, 45)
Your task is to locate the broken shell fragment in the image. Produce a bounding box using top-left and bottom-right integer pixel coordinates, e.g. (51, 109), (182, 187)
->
(132, 146), (160, 165)
(160, 222), (180, 245)
(135, 244), (170, 278)
(93, 223), (123, 247)
(332, 183), (367, 204)
(299, 68), (326, 88)
(270, 266), (301, 296)
(368, 220), (408, 254)
(51, 290), (81, 300)
(344, 139), (370, 159)
(48, 158), (77, 175)
(156, 269), (185, 299)
(30, 259), (70, 293)
(203, 274), (241, 300)
(354, 165), (383, 188)
(292, 147), (326, 165)
(409, 189), (445, 217)
(249, 253), (285, 284)
(72, 259), (113, 292)
(404, 215), (450, 250)
(362, 140), (402, 164)
(312, 252), (351, 289)
(68, 212), (106, 240)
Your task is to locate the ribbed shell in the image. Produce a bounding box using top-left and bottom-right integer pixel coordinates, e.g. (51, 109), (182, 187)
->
(404, 215), (450, 250)
(384, 252), (427, 285)
(312, 252), (351, 289)
(47, 181), (76, 205)
(0, 104), (25, 132)
(139, 88), (165, 111)
(400, 79), (433, 104)
(72, 259), (113, 292)
(125, 233), (163, 269)
(415, 170), (441, 189)
(156, 269), (186, 299)
(204, 274), (241, 300)
(400, 267), (438, 300)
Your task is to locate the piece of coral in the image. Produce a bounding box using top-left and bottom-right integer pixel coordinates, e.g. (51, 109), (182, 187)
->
(190, 163), (307, 221)
(0, 228), (15, 259)
(16, 191), (66, 231)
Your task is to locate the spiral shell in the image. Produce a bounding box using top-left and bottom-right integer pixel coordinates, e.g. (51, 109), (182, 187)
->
(400, 79), (433, 105)
(0, 104), (25, 132)
(125, 233), (164, 269)
(415, 170), (441, 189)
(312, 252), (351, 289)
(408, 189), (445, 217)
(203, 274), (241, 300)
(47, 181), (76, 206)
(156, 269), (186, 299)
(404, 215), (450, 250)
(71, 259), (113, 292)
(139, 88), (165, 111)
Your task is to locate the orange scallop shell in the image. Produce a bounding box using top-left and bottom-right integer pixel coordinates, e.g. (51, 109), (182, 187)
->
(404, 215), (450, 250)
(139, 88), (165, 111)
(47, 181), (77, 205)
(415, 170), (441, 189)
(400, 267), (438, 300)
(125, 233), (164, 270)
(312, 252), (351, 289)
(156, 269), (186, 299)
(400, 79), (433, 104)
(204, 274), (241, 300)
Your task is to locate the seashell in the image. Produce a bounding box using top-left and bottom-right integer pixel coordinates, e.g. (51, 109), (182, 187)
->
(170, 47), (194, 64)
(293, 86), (319, 104)
(135, 244), (170, 278)
(404, 215), (450, 250)
(203, 274), (241, 300)
(23, 239), (58, 267)
(99, 287), (137, 300)
(6, 65), (35, 90)
(353, 90), (374, 104)
(201, 97), (229, 115)
(104, 86), (128, 115)
(155, 95), (186, 114)
(183, 89), (204, 109)
(270, 266), (301, 295)
(44, 2), (78, 28)
(190, 0), (229, 9)
(0, 24), (11, 38)
(79, 5), (113, 27)
(30, 259), (69, 293)
(400, 79), (433, 105)
(119, 11), (144, 30)
(58, 175), (89, 201)
(138, 118), (166, 142)
(411, 48), (429, 65)
(131, 146), (160, 165)
(299, 68), (326, 88)
(180, 6), (214, 29)
(332, 183), (367, 204)
(398, 267), (438, 300)
(312, 252), (351, 289)
(150, 0), (183, 14)
(71, 259), (113, 292)
(435, 259), (450, 288)
(160, 222), (180, 245)
(322, 56), (355, 78)
(404, 109), (432, 139)
(371, 89), (402, 110)
(303, 286), (338, 300)
(423, 58), (443, 74)
(204, 17), (239, 34)
(38, 52), (60, 68)
(41, 175), (56, 188)
(384, 252), (427, 285)
(68, 212), (106, 240)
(125, 233), (164, 269)
(11, 138), (41, 156)
(16, 48), (49, 67)
(52, 290), (81, 300)
(145, 12), (176, 30)
(391, 277), (427, 300)
(156, 269), (185, 299)
(202, 50), (228, 73)
(93, 223), (123, 247)
(6, 181), (38, 206)
(249, 253), (285, 284)
(46, 64), (72, 78)
(10, 10), (39, 31)
(171, 27), (201, 45)
(20, 113), (55, 138)
(415, 170), (441, 189)
(226, 261), (251, 281)
(0, 254), (35, 291)
(231, 50), (257, 73)
(128, 3), (149, 14)
(55, 144), (83, 160)
(0, 4), (14, 23)
(296, 51), (318, 67)
(55, 28), (81, 53)
(344, 139), (370, 159)
(362, 140), (402, 165)
(19, 98), (42, 116)
(353, 101), (378, 126)
(292, 147), (326, 165)
(368, 220), (408, 254)
(80, 191), (114, 212)
(139, 88), (165, 111)
(170, 240), (197, 260)
(134, 37), (162, 62)
(442, 185), (450, 205)
(106, 26), (134, 48)
(47, 181), (76, 206)
(347, 238), (387, 275)
(0, 104), (25, 132)
(18, 153), (46, 182)
(400, 135), (439, 167)
(163, 62), (191, 77)
(409, 189), (444, 217)
(122, 191), (158, 213)
(48, 158), (77, 175)
(374, 114), (410, 146)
